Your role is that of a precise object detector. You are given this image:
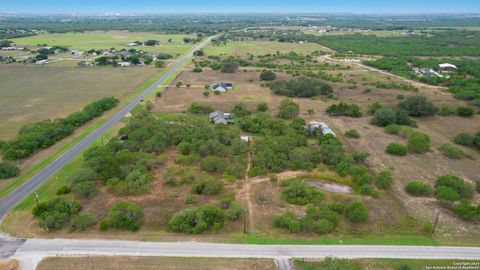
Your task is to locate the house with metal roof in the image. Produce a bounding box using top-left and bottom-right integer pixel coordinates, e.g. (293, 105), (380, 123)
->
(209, 110), (235, 125)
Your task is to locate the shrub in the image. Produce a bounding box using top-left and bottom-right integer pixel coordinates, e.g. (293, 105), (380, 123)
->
(360, 184), (379, 198)
(398, 96), (438, 117)
(326, 103), (362, 118)
(345, 200), (368, 222)
(260, 70), (276, 81)
(435, 186), (461, 202)
(454, 133), (474, 146)
(107, 200), (144, 231)
(72, 181), (99, 198)
(232, 103), (252, 117)
(371, 107), (411, 127)
(405, 181), (432, 196)
(256, 102), (269, 112)
(439, 143), (464, 159)
(185, 195), (197, 204)
(408, 132), (430, 153)
(386, 143), (407, 156)
(200, 156), (227, 173)
(274, 212), (301, 233)
(0, 161), (20, 179)
(277, 99), (300, 119)
(221, 61), (239, 73)
(281, 179), (324, 205)
(191, 177), (224, 195)
(32, 197), (81, 231)
(168, 204), (225, 234)
(435, 175), (473, 200)
(187, 103), (214, 114)
(438, 106), (453, 116)
(345, 129), (360, 138)
(56, 185), (71, 195)
(384, 124), (401, 134)
(71, 213), (96, 231)
(376, 170), (394, 189)
(99, 220), (108, 230)
(192, 67), (203, 73)
(453, 200), (479, 221)
(352, 151), (370, 163)
(456, 106), (475, 117)
(225, 202), (246, 220)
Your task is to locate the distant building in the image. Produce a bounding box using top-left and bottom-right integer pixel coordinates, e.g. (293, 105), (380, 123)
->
(71, 49), (83, 55)
(414, 68), (442, 78)
(438, 63), (457, 72)
(211, 82), (233, 93)
(304, 121), (336, 137)
(35, 59), (49, 65)
(209, 110), (234, 125)
(240, 136), (249, 142)
(119, 62), (131, 67)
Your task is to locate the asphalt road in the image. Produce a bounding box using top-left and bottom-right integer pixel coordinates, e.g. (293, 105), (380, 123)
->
(0, 37), (212, 219)
(10, 239), (480, 270)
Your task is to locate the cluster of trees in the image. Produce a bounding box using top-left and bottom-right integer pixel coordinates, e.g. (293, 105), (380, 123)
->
(104, 200), (144, 231)
(32, 197), (81, 231)
(0, 161), (20, 179)
(270, 77), (332, 98)
(281, 179), (324, 205)
(277, 99), (300, 119)
(326, 102), (362, 118)
(259, 70), (276, 81)
(187, 103), (214, 114)
(433, 175), (478, 221)
(274, 199), (368, 234)
(168, 202), (244, 234)
(1, 97), (118, 160)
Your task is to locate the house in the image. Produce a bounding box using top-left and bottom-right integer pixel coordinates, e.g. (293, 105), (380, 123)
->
(119, 62), (131, 67)
(35, 59), (49, 65)
(211, 82), (233, 93)
(304, 121), (336, 137)
(1, 47), (16, 50)
(414, 68), (442, 78)
(209, 110), (234, 125)
(126, 41), (142, 47)
(438, 63), (457, 72)
(71, 49), (83, 55)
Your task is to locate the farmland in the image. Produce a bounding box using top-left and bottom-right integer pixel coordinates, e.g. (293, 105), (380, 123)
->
(205, 40), (332, 56)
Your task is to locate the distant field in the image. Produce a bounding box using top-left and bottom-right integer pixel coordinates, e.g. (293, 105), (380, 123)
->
(10, 31), (196, 55)
(37, 256), (276, 270)
(0, 65), (157, 140)
(205, 40), (331, 56)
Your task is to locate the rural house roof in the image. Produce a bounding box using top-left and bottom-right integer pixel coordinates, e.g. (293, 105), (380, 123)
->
(209, 110), (234, 124)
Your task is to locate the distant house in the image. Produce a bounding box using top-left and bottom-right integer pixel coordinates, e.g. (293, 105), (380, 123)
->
(304, 121), (336, 137)
(209, 110), (234, 125)
(127, 41), (142, 47)
(119, 62), (131, 67)
(211, 82), (233, 93)
(1, 47), (16, 50)
(71, 49), (83, 55)
(438, 63), (457, 72)
(35, 59), (49, 65)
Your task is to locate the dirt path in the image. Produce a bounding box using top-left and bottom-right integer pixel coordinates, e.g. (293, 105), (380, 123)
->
(322, 55), (448, 91)
(244, 138), (255, 233)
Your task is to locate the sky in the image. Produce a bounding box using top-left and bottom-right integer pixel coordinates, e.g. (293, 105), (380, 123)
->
(1, 0), (479, 14)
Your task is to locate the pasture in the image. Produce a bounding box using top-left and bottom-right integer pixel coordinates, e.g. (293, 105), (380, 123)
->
(10, 31), (197, 55)
(0, 65), (157, 140)
(205, 40), (332, 56)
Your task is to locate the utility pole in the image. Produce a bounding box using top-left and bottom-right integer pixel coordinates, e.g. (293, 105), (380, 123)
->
(431, 212), (440, 235)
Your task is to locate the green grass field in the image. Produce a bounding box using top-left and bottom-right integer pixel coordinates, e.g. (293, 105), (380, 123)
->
(0, 65), (157, 140)
(205, 40), (329, 56)
(10, 31), (196, 55)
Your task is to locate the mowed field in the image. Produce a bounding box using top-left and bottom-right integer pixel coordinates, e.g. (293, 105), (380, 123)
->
(205, 40), (333, 56)
(0, 65), (157, 140)
(37, 256), (276, 270)
(10, 31), (197, 55)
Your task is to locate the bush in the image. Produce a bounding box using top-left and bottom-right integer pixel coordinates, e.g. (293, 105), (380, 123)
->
(72, 180), (99, 198)
(439, 143), (464, 159)
(191, 177), (224, 195)
(386, 143), (407, 156)
(439, 106), (453, 116)
(408, 132), (430, 153)
(232, 103), (252, 117)
(326, 103), (362, 118)
(371, 107), (411, 127)
(405, 181), (432, 196)
(454, 133), (474, 146)
(168, 205), (225, 234)
(192, 67), (203, 73)
(398, 96), (438, 117)
(200, 156), (227, 173)
(107, 200), (144, 231)
(187, 102), (214, 114)
(32, 197), (81, 231)
(360, 184), (379, 198)
(274, 212), (301, 233)
(384, 124), (401, 134)
(281, 179), (324, 205)
(225, 202), (246, 220)
(345, 200), (369, 222)
(99, 220), (108, 230)
(0, 161), (20, 179)
(453, 200), (479, 221)
(345, 129), (360, 138)
(456, 106), (475, 117)
(435, 186), (461, 202)
(154, 60), (165, 68)
(221, 61), (239, 73)
(277, 99), (300, 119)
(435, 175), (473, 200)
(260, 70), (276, 81)
(56, 185), (71, 195)
(376, 170), (394, 189)
(71, 213), (96, 231)
(256, 102), (269, 112)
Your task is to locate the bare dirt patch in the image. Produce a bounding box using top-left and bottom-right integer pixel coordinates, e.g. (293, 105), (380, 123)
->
(306, 180), (353, 194)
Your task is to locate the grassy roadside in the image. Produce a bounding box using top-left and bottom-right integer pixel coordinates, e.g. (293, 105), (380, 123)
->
(0, 39), (203, 201)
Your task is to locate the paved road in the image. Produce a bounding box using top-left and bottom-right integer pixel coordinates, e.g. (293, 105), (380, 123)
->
(10, 239), (480, 270)
(0, 37), (212, 220)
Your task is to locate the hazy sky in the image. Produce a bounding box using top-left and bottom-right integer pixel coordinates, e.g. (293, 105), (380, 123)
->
(1, 0), (479, 13)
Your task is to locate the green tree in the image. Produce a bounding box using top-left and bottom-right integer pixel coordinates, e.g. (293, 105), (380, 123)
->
(256, 102), (269, 112)
(0, 161), (20, 179)
(107, 200), (144, 231)
(260, 70), (276, 81)
(408, 132), (430, 153)
(398, 96), (438, 117)
(168, 205), (225, 234)
(277, 99), (300, 119)
(345, 200), (369, 222)
(376, 170), (394, 189)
